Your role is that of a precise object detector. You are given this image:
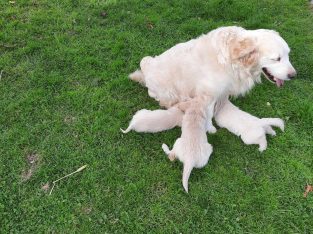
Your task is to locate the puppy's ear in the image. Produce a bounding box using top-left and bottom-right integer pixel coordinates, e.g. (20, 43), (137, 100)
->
(230, 37), (258, 66)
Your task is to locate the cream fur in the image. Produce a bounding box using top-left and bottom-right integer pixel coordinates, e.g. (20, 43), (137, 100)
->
(125, 26), (295, 191)
(215, 99), (284, 151)
(129, 26), (295, 150)
(132, 26), (296, 109)
(162, 98), (213, 193)
(120, 106), (183, 133)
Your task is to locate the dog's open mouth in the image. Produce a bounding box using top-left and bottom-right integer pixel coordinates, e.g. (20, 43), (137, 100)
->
(262, 68), (284, 87)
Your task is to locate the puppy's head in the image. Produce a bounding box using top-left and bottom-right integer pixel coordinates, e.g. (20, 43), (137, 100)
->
(254, 29), (296, 87)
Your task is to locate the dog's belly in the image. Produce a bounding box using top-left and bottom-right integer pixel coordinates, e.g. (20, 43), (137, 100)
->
(140, 46), (230, 107)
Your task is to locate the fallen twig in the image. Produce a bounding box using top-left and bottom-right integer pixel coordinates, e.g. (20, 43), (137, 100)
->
(49, 165), (87, 195)
(1, 44), (17, 48)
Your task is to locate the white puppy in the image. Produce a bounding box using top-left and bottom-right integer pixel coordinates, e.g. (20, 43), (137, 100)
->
(162, 98), (213, 193)
(215, 100), (284, 151)
(120, 106), (183, 133)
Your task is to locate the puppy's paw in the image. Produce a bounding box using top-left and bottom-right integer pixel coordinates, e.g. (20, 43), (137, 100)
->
(168, 153), (176, 161)
(258, 143), (267, 152)
(206, 125), (217, 134)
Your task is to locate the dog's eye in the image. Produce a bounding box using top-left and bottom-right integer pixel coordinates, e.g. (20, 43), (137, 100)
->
(271, 57), (281, 62)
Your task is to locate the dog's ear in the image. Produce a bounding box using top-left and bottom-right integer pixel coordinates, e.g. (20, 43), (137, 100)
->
(230, 37), (258, 66)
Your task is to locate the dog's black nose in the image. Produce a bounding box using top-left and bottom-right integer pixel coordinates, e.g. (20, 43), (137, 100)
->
(288, 71), (297, 79)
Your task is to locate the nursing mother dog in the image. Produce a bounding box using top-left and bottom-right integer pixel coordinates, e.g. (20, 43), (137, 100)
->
(129, 26), (296, 144)
(124, 26), (296, 191)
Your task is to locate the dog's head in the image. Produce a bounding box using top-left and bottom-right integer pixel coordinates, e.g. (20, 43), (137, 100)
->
(256, 30), (296, 87)
(230, 29), (296, 87)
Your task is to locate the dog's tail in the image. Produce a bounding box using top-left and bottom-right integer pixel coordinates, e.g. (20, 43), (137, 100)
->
(162, 143), (171, 155)
(260, 118), (284, 131)
(120, 126), (132, 134)
(182, 162), (193, 193)
(129, 69), (145, 86)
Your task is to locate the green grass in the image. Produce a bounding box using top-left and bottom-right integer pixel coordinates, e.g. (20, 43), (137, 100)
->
(1, 0), (313, 232)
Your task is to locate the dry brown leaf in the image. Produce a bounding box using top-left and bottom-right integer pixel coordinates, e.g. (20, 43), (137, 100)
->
(147, 23), (154, 29)
(21, 153), (40, 182)
(303, 184), (313, 198)
(100, 12), (107, 18)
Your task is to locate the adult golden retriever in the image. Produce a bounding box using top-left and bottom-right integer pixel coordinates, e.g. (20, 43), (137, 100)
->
(129, 26), (296, 142)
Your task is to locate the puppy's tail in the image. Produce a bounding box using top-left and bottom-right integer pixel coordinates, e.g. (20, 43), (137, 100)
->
(162, 143), (171, 155)
(260, 118), (284, 131)
(120, 126), (132, 134)
(129, 70), (145, 86)
(182, 162), (193, 193)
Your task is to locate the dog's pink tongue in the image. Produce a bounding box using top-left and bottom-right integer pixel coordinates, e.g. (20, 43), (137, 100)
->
(276, 79), (284, 87)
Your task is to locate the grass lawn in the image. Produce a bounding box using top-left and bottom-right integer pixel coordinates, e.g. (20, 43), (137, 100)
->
(1, 0), (313, 232)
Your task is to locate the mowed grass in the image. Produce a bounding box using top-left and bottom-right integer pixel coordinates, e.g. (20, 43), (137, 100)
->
(1, 0), (313, 232)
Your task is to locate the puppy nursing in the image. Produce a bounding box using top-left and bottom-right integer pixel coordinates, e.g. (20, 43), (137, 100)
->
(215, 100), (284, 151)
(162, 97), (213, 192)
(124, 26), (296, 193)
(120, 106), (183, 133)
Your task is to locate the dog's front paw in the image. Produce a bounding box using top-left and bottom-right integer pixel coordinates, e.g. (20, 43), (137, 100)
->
(265, 126), (276, 136)
(206, 125), (217, 134)
(277, 118), (285, 132)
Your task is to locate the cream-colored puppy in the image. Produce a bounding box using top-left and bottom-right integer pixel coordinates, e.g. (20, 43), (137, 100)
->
(215, 100), (284, 151)
(162, 98), (213, 193)
(120, 106), (183, 133)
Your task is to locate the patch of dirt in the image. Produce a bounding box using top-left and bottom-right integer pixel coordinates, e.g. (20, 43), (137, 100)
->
(64, 115), (76, 124)
(41, 182), (50, 192)
(21, 153), (40, 182)
(82, 206), (92, 215)
(153, 181), (167, 197)
(147, 22), (154, 29)
(100, 11), (107, 18)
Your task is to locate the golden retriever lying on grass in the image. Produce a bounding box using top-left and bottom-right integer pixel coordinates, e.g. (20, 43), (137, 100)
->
(125, 26), (296, 192)
(129, 26), (295, 145)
